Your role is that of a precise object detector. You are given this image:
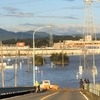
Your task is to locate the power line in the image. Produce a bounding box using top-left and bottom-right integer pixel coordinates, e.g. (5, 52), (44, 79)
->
(0, 0), (44, 6)
(34, 5), (84, 14)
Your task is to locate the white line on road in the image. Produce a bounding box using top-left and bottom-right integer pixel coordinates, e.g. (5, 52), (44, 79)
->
(40, 91), (59, 100)
(80, 91), (89, 100)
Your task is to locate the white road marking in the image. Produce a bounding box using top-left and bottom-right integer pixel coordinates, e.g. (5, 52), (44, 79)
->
(80, 91), (89, 100)
(40, 91), (59, 100)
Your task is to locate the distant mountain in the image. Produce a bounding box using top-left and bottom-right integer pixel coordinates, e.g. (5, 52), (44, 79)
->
(0, 28), (100, 41)
(0, 28), (50, 40)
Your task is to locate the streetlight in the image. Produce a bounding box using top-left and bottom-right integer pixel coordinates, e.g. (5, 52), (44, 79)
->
(33, 25), (51, 86)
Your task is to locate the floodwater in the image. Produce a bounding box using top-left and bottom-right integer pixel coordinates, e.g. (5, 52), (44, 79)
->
(0, 55), (100, 89)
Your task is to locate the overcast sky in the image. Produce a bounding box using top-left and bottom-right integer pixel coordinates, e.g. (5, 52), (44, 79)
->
(0, 0), (100, 35)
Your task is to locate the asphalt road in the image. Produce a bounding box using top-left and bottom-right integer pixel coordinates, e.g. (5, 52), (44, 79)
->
(2, 91), (88, 100)
(41, 91), (88, 100)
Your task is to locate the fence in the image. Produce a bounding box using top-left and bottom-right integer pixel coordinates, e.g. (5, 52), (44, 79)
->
(84, 83), (100, 96)
(0, 86), (36, 99)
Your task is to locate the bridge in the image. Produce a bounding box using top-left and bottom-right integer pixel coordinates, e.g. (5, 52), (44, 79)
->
(1, 45), (100, 57)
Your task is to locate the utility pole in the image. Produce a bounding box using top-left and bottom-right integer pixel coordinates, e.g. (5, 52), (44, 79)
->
(42, 47), (44, 65)
(14, 44), (18, 87)
(62, 41), (64, 67)
(27, 45), (30, 72)
(49, 24), (53, 47)
(83, 44), (87, 72)
(0, 41), (5, 87)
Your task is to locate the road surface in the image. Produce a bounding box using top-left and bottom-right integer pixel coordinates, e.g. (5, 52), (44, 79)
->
(2, 91), (88, 100)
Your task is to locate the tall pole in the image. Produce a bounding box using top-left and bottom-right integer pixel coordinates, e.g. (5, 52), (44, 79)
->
(83, 43), (86, 72)
(49, 24), (53, 47)
(83, 0), (97, 83)
(27, 45), (30, 72)
(42, 47), (44, 65)
(33, 26), (51, 86)
(14, 45), (18, 87)
(83, 0), (96, 39)
(62, 42), (64, 67)
(33, 29), (35, 86)
(0, 41), (4, 87)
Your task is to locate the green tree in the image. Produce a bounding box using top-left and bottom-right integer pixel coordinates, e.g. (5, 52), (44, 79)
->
(50, 53), (69, 65)
(35, 55), (46, 65)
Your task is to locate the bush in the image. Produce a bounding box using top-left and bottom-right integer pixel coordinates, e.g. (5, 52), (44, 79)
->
(34, 55), (46, 65)
(50, 53), (69, 65)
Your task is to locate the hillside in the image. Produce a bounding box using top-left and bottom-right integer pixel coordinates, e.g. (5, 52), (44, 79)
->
(0, 28), (100, 41)
(0, 28), (50, 40)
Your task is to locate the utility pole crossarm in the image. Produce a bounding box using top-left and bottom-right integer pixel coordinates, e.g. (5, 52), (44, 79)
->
(92, 0), (100, 2)
(84, 0), (100, 2)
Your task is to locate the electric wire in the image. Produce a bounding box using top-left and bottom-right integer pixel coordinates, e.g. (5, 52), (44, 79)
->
(3, 58), (32, 85)
(0, 0), (44, 6)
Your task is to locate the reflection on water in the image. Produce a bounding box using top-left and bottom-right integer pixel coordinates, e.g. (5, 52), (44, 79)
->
(0, 55), (100, 89)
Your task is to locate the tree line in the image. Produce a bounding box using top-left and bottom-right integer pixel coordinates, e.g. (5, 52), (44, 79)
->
(35, 53), (69, 66)
(2, 35), (81, 47)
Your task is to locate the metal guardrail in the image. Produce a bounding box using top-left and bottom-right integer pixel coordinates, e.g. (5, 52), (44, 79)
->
(0, 86), (36, 98)
(84, 83), (100, 96)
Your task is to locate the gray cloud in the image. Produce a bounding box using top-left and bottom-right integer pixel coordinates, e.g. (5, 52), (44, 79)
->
(20, 23), (45, 27)
(52, 24), (83, 35)
(35, 15), (79, 19)
(2, 7), (19, 11)
(4, 23), (100, 36)
(2, 7), (20, 15)
(68, 6), (84, 9)
(4, 12), (34, 18)
(18, 23), (83, 35)
(2, 11), (79, 19)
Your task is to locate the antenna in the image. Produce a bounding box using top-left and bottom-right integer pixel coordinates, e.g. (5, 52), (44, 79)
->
(83, 0), (96, 40)
(92, 0), (100, 2)
(83, 0), (99, 83)
(84, 0), (100, 2)
(49, 24), (53, 47)
(83, 0), (100, 40)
